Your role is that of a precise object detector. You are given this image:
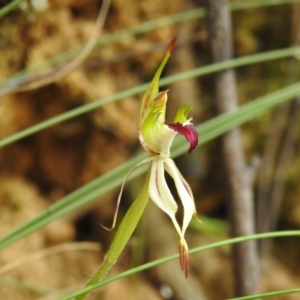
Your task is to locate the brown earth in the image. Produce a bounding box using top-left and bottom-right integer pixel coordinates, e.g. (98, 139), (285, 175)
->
(0, 1), (300, 299)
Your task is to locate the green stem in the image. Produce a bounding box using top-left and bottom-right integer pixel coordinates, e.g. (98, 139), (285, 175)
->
(61, 230), (300, 300)
(75, 172), (150, 300)
(0, 0), (24, 19)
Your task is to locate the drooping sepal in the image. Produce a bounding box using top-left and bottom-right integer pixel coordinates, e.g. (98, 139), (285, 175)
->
(164, 157), (196, 221)
(139, 38), (177, 127)
(148, 157), (178, 216)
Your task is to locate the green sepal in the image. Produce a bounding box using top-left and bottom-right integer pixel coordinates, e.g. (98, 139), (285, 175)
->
(173, 104), (193, 124)
(141, 104), (166, 154)
(139, 38), (177, 127)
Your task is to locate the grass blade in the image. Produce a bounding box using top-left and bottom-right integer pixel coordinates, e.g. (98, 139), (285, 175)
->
(59, 230), (300, 300)
(1, 82), (300, 250)
(1, 46), (300, 148)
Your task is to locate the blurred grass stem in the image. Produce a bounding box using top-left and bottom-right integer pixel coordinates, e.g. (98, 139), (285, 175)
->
(74, 173), (150, 300)
(205, 0), (259, 296)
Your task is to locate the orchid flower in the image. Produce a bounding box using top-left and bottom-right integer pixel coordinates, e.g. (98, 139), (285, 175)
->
(112, 38), (199, 277)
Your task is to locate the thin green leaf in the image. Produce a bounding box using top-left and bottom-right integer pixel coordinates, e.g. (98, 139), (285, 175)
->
(228, 288), (300, 300)
(59, 230), (300, 300)
(74, 173), (150, 300)
(2, 0), (300, 85)
(230, 0), (300, 11)
(1, 46), (300, 148)
(1, 82), (300, 250)
(0, 9), (205, 89)
(0, 276), (60, 295)
(0, 0), (24, 19)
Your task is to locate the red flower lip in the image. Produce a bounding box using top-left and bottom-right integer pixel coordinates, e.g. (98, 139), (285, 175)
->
(167, 123), (198, 155)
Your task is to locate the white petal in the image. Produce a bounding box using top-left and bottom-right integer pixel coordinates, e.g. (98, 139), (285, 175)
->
(149, 157), (178, 218)
(164, 158), (196, 236)
(175, 166), (194, 201)
(142, 123), (178, 157)
(170, 215), (184, 240)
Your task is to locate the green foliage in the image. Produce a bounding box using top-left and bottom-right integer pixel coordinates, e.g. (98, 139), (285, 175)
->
(61, 231), (300, 300)
(1, 1), (300, 299)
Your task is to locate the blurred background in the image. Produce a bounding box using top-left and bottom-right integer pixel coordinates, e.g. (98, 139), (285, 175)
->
(0, 0), (300, 299)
